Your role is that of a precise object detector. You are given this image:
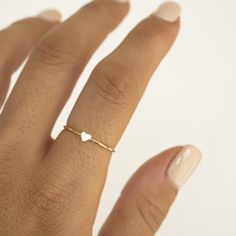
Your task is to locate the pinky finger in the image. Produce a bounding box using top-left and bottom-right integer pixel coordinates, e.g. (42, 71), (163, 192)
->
(99, 145), (202, 236)
(0, 9), (61, 108)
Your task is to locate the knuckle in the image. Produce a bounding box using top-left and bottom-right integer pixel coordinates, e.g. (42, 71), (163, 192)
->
(35, 33), (78, 67)
(92, 61), (140, 107)
(27, 170), (75, 220)
(136, 190), (170, 232)
(0, 128), (36, 160)
(0, 142), (29, 165)
(28, 184), (64, 217)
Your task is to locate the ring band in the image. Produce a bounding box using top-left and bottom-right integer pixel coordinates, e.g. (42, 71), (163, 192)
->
(64, 126), (115, 153)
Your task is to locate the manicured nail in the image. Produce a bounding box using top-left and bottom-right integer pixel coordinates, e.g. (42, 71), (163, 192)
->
(115, 0), (129, 3)
(38, 9), (61, 22)
(154, 2), (181, 23)
(168, 145), (202, 188)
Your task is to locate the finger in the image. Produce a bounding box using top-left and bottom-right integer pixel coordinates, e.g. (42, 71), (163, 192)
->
(0, 76), (10, 110)
(0, 10), (61, 109)
(0, 0), (129, 150)
(45, 1), (181, 219)
(99, 145), (202, 236)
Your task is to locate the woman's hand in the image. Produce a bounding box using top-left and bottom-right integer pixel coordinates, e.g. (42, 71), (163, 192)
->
(0, 1), (201, 235)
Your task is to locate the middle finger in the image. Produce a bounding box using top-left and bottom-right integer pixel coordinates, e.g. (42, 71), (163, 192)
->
(0, 0), (129, 154)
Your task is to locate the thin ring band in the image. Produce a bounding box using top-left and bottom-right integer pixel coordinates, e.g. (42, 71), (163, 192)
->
(64, 126), (115, 153)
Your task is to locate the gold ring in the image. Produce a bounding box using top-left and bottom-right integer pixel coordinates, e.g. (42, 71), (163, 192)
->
(64, 126), (115, 153)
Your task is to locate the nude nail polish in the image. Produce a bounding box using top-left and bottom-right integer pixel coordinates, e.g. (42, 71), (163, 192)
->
(153, 2), (181, 23)
(115, 0), (129, 3)
(168, 145), (202, 189)
(38, 9), (61, 22)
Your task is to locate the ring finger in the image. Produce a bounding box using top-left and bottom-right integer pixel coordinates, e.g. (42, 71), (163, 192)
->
(45, 1), (181, 229)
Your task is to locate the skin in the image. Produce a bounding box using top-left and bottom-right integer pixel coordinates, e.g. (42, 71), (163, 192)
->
(0, 1), (181, 235)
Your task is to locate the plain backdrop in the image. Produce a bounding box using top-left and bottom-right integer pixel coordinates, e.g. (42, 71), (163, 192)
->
(0, 0), (235, 235)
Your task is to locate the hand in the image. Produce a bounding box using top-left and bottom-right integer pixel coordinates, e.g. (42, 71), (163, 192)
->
(0, 1), (202, 235)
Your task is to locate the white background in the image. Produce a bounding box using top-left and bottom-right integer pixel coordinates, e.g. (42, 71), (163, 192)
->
(1, 0), (236, 235)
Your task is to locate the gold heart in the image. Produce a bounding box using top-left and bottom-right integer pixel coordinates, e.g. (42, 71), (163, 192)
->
(81, 132), (92, 142)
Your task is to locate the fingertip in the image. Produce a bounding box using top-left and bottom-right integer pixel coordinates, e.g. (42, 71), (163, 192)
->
(167, 145), (202, 189)
(38, 9), (62, 22)
(121, 146), (183, 195)
(115, 0), (129, 3)
(153, 1), (181, 23)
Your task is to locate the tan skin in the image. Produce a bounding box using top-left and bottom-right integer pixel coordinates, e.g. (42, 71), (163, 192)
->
(0, 1), (182, 235)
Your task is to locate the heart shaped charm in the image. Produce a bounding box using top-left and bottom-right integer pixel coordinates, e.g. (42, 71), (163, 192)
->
(81, 132), (92, 142)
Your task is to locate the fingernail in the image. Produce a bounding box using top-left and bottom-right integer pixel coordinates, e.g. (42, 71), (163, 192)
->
(153, 2), (181, 23)
(38, 9), (61, 22)
(167, 145), (202, 188)
(115, 0), (129, 3)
